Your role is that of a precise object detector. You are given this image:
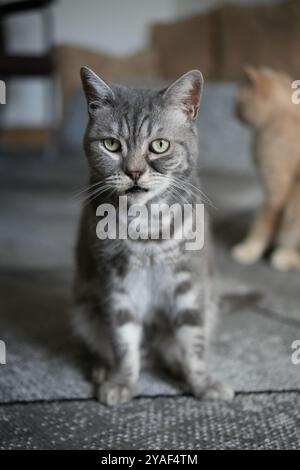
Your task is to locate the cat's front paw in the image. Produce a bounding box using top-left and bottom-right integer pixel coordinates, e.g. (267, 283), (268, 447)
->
(191, 376), (234, 402)
(201, 379), (234, 401)
(271, 248), (300, 271)
(97, 380), (134, 406)
(232, 240), (264, 265)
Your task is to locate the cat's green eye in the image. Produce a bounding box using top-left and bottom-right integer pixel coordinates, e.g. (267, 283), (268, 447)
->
(103, 138), (121, 152)
(149, 139), (170, 154)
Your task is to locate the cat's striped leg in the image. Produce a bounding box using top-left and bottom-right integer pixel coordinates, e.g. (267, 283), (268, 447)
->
(98, 309), (142, 406)
(174, 278), (233, 401)
(175, 321), (233, 401)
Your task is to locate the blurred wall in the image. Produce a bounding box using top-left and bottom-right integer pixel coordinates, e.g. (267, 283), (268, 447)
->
(2, 0), (282, 127)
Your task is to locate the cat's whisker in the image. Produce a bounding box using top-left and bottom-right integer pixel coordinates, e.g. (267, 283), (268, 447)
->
(170, 175), (216, 207)
(155, 173), (214, 210)
(71, 180), (108, 200)
(83, 185), (115, 207)
(167, 184), (191, 206)
(169, 177), (217, 210)
(155, 174), (198, 205)
(78, 184), (112, 204)
(172, 181), (206, 205)
(181, 183), (215, 208)
(76, 188), (106, 205)
(150, 175), (191, 205)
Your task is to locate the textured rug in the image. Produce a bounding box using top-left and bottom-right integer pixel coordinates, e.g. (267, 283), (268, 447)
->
(1, 393), (300, 450)
(0, 268), (299, 403)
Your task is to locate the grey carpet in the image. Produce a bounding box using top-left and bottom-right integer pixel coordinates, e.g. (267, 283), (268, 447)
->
(1, 393), (300, 450)
(0, 268), (299, 402)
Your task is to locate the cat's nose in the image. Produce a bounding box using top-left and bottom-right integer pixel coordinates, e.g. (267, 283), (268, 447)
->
(126, 170), (143, 183)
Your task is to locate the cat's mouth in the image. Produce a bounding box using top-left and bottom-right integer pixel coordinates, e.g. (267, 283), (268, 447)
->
(125, 185), (149, 194)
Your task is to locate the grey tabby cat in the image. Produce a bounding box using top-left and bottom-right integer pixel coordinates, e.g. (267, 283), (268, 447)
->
(73, 66), (234, 405)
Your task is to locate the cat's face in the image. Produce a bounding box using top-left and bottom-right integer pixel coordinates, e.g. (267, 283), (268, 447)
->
(235, 66), (292, 128)
(81, 68), (203, 204)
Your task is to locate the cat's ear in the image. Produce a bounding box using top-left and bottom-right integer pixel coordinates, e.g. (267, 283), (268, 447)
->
(163, 70), (203, 120)
(243, 65), (259, 85)
(80, 66), (114, 114)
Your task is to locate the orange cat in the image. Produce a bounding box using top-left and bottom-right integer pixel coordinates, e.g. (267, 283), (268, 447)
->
(232, 66), (300, 271)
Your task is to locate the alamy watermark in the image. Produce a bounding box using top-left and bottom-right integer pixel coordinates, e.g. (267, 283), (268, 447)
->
(0, 340), (6, 365)
(0, 80), (6, 104)
(95, 196), (205, 250)
(291, 81), (300, 104)
(291, 340), (300, 365)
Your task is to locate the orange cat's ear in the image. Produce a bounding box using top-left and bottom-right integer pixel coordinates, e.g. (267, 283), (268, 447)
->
(243, 65), (259, 85)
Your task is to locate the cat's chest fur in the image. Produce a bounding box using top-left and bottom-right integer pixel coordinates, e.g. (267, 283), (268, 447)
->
(112, 248), (178, 323)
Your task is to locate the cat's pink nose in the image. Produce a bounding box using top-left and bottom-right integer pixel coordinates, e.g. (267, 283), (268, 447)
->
(127, 170), (142, 183)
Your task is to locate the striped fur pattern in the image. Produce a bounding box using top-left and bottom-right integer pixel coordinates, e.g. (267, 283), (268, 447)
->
(73, 67), (234, 405)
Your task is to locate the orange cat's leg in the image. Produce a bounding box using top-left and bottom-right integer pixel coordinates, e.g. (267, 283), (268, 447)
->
(232, 204), (279, 264)
(271, 248), (300, 271)
(232, 169), (294, 265)
(271, 182), (300, 271)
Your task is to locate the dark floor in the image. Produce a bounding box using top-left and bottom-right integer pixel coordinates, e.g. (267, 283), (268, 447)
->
(0, 152), (299, 449)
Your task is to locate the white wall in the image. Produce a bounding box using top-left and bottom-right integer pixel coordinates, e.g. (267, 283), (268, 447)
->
(2, 0), (281, 127)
